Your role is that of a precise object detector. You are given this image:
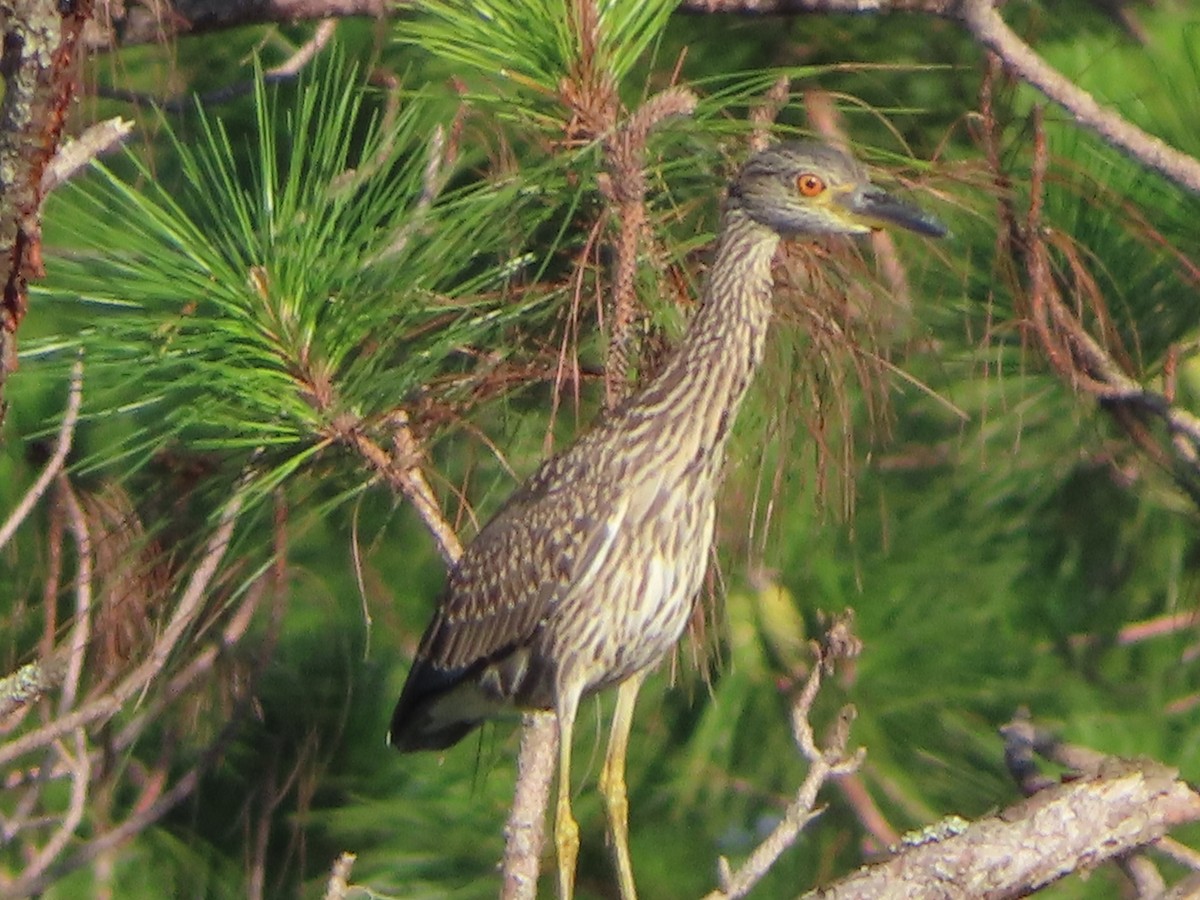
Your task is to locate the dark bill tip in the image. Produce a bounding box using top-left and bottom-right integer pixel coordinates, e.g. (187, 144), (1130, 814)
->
(846, 187), (948, 239)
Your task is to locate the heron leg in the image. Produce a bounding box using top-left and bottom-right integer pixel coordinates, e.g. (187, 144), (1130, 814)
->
(599, 670), (647, 900)
(555, 689), (582, 900)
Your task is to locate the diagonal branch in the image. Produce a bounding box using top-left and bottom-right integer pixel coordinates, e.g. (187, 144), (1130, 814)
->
(808, 757), (1200, 898)
(0, 358), (82, 551)
(957, 0), (1200, 195)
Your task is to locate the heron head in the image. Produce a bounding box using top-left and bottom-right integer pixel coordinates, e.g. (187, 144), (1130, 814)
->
(729, 140), (946, 239)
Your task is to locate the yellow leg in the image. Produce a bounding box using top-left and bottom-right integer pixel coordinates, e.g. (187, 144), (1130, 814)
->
(598, 671), (647, 900)
(555, 690), (581, 900)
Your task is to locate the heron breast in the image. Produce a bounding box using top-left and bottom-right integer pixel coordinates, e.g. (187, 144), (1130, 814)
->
(554, 476), (716, 692)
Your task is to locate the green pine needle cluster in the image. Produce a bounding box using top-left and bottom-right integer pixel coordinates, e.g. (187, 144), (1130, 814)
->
(30, 57), (565, 491)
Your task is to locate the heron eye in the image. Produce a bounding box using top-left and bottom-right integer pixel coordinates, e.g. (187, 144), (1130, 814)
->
(796, 173), (825, 197)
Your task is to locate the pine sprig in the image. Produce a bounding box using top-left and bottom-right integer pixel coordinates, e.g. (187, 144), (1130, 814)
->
(31, 57), (568, 490)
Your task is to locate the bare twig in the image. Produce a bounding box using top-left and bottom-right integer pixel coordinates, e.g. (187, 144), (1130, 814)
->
(1121, 853), (1166, 898)
(40, 118), (133, 196)
(705, 614), (865, 900)
(12, 701), (251, 897)
(329, 412), (463, 566)
(836, 772), (901, 849)
(0, 482), (246, 769)
(1, 731), (91, 898)
(0, 358), (83, 550)
(323, 852), (356, 900)
(98, 19), (339, 112)
(57, 481), (93, 715)
(387, 412), (465, 564)
(1155, 836), (1200, 873)
(106, 577), (267, 760)
(1121, 612), (1200, 645)
(5, 514), (284, 897)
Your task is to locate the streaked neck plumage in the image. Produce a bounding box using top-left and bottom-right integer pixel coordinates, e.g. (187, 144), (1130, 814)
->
(619, 205), (780, 464)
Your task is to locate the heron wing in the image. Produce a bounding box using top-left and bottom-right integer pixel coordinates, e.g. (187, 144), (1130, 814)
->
(420, 446), (628, 670)
(388, 439), (633, 749)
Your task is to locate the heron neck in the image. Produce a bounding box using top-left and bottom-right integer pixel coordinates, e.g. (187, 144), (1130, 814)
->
(622, 206), (780, 454)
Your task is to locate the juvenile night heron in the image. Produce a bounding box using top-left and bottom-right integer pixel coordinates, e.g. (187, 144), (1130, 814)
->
(389, 140), (945, 899)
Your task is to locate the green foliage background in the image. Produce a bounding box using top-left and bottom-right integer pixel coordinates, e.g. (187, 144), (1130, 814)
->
(3, 1), (1200, 897)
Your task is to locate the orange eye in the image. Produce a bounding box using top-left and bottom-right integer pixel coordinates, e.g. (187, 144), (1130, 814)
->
(796, 173), (825, 197)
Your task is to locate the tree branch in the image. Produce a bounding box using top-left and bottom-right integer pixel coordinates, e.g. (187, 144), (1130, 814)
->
(85, 0), (387, 49)
(0, 480), (245, 769)
(336, 412), (463, 566)
(956, 0), (1200, 195)
(808, 759), (1200, 898)
(0, 1), (91, 406)
(0, 730), (90, 898)
(56, 480), (93, 715)
(500, 712), (557, 900)
(0, 358), (82, 551)
(706, 614), (864, 900)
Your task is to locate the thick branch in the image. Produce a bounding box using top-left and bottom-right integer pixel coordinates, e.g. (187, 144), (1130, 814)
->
(1, 1), (90, 397)
(500, 712), (557, 900)
(809, 760), (1200, 899)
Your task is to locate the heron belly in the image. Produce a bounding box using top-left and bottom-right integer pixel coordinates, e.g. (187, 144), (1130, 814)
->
(552, 486), (716, 696)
